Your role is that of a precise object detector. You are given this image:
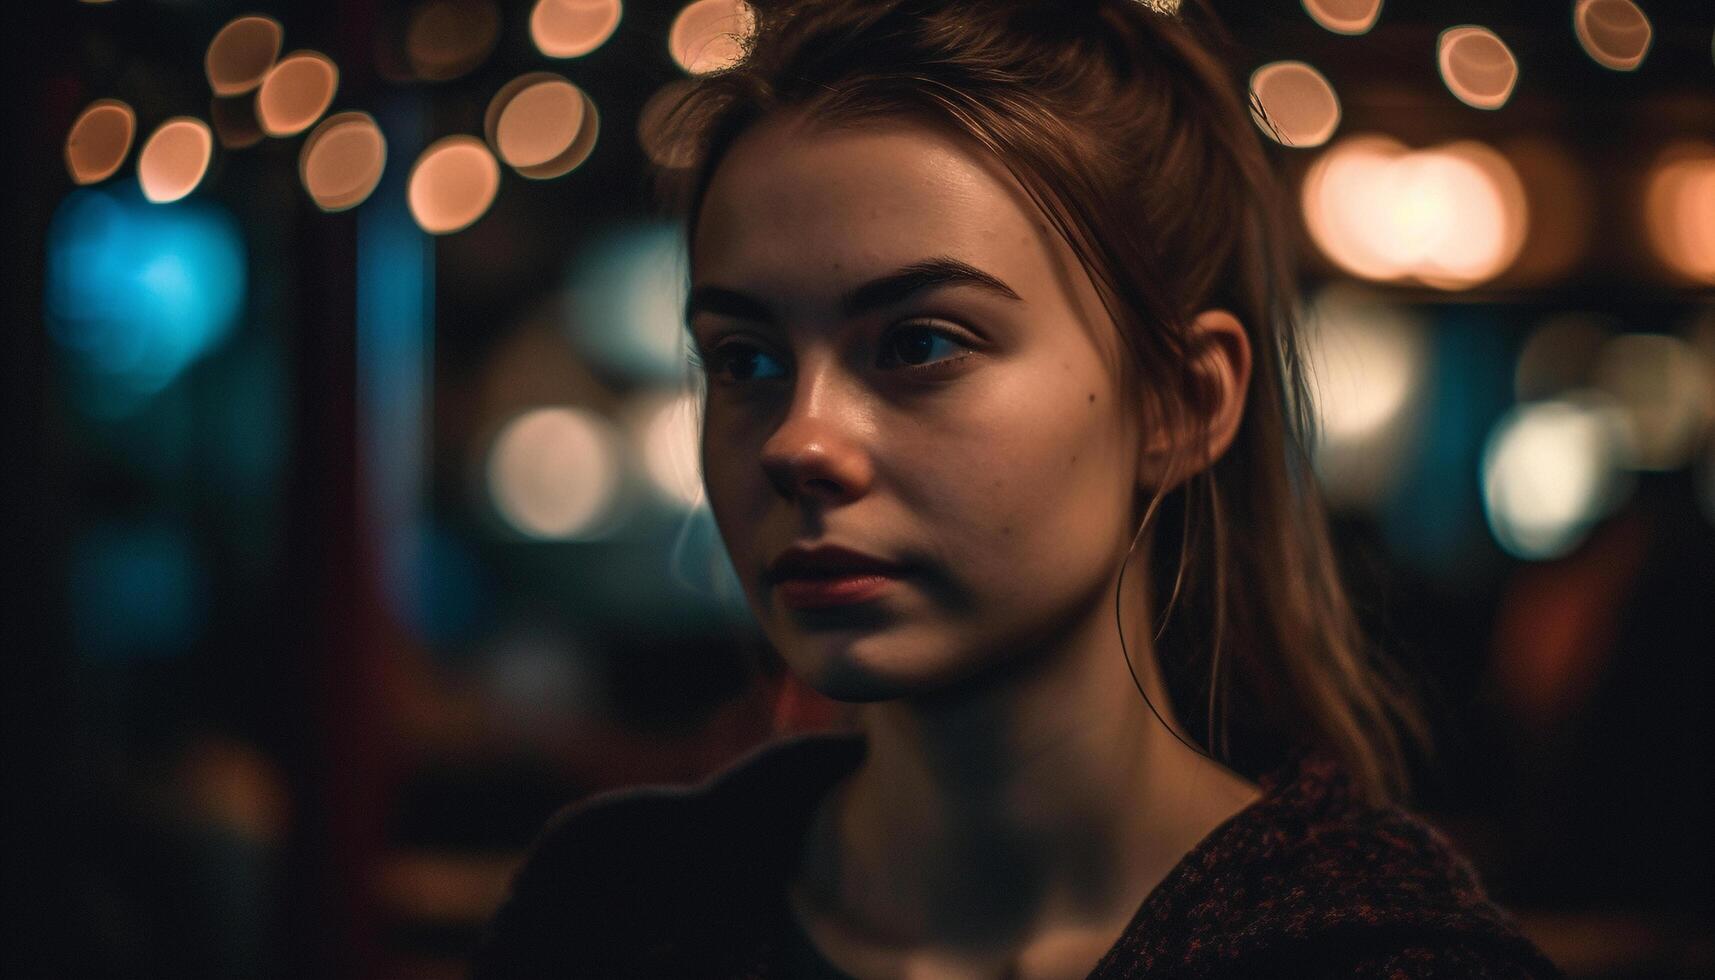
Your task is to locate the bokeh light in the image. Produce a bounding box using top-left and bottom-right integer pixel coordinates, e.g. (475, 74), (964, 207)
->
(1301, 135), (1528, 289)
(1301, 0), (1381, 36)
(669, 0), (754, 76)
(480, 626), (604, 727)
(1644, 143), (1715, 285)
(407, 135), (501, 235)
(176, 738), (292, 845)
(1592, 333), (1714, 471)
(65, 99), (135, 185)
(1437, 26), (1517, 111)
(68, 521), (209, 662)
(629, 390), (704, 508)
(406, 0), (501, 81)
(1574, 0), (1652, 72)
(204, 14), (283, 96)
(565, 222), (692, 382)
(257, 50), (339, 137)
(1300, 285), (1428, 506)
(529, 0), (622, 59)
(485, 73), (599, 180)
(46, 187), (247, 412)
(638, 79), (701, 170)
(299, 111), (387, 212)
(1482, 398), (1631, 560)
(137, 117), (214, 204)
(395, 523), (493, 650)
(487, 407), (623, 539)
(1249, 61), (1341, 149)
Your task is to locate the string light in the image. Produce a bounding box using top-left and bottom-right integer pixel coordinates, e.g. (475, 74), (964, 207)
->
(1301, 0), (1381, 36)
(669, 0), (754, 75)
(257, 50), (339, 137)
(300, 112), (387, 212)
(1249, 61), (1341, 148)
(205, 15), (283, 96)
(137, 117), (214, 203)
(485, 73), (600, 180)
(1574, 0), (1652, 72)
(407, 135), (501, 235)
(65, 99), (136, 185)
(530, 0), (622, 59)
(1437, 25), (1518, 111)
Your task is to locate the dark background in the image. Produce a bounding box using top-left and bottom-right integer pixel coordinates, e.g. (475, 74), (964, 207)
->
(4, 1), (1712, 977)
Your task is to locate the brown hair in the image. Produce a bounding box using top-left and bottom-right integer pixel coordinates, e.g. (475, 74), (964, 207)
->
(663, 0), (1425, 804)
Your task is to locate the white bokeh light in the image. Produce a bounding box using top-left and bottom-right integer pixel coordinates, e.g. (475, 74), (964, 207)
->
(1301, 286), (1428, 506)
(1482, 398), (1631, 560)
(487, 407), (623, 539)
(1301, 135), (1527, 289)
(630, 390), (704, 509)
(1592, 333), (1715, 472)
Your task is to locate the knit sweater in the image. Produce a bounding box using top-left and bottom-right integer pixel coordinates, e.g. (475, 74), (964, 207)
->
(470, 731), (1561, 978)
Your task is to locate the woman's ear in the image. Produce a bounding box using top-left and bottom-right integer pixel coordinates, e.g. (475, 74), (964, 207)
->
(1136, 308), (1253, 488)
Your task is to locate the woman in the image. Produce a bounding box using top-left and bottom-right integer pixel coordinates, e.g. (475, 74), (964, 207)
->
(474, 0), (1560, 976)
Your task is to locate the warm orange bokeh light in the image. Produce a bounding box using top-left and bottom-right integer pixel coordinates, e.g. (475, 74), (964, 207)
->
(137, 117), (215, 203)
(65, 99), (136, 185)
(205, 15), (283, 96)
(408, 135), (501, 235)
(638, 79), (701, 170)
(299, 112), (387, 212)
(1249, 61), (1341, 149)
(407, 0), (501, 81)
(1301, 0), (1381, 36)
(1645, 143), (1715, 285)
(257, 50), (339, 137)
(529, 0), (622, 59)
(1437, 26), (1517, 111)
(1301, 134), (1528, 289)
(1574, 0), (1652, 72)
(485, 73), (599, 179)
(669, 0), (754, 76)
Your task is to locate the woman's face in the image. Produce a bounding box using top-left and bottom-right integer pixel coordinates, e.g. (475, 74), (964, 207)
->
(690, 113), (1147, 702)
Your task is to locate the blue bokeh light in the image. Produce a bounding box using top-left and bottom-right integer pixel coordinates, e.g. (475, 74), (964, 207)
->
(68, 521), (209, 663)
(564, 222), (691, 382)
(46, 185), (247, 415)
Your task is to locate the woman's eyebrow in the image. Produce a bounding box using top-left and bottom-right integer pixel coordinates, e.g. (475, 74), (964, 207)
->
(684, 256), (1022, 325)
(839, 257), (1023, 317)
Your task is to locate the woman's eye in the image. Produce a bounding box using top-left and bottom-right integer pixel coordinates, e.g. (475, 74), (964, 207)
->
(882, 324), (971, 370)
(706, 342), (787, 383)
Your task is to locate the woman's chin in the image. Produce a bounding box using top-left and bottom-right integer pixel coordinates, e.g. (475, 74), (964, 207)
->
(779, 632), (975, 705)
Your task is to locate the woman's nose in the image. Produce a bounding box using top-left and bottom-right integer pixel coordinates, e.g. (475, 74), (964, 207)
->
(758, 373), (874, 504)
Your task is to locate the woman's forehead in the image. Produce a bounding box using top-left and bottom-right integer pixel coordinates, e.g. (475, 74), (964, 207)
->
(691, 114), (1074, 302)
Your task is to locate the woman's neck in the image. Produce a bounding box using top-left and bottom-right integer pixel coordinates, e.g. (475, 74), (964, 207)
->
(789, 571), (1261, 960)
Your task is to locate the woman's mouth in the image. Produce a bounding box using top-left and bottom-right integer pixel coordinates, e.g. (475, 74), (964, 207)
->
(765, 542), (909, 610)
(774, 572), (901, 609)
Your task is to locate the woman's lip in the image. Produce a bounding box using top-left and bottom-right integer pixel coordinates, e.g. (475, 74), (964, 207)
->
(774, 572), (901, 610)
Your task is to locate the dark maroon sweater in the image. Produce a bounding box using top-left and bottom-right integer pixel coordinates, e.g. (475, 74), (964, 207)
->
(471, 731), (1561, 978)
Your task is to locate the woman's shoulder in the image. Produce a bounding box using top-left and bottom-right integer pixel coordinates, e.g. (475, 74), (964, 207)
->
(468, 730), (866, 978)
(1134, 750), (1562, 977)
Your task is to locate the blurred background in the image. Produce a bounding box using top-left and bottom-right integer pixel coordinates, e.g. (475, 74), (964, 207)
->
(2, 0), (1711, 977)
